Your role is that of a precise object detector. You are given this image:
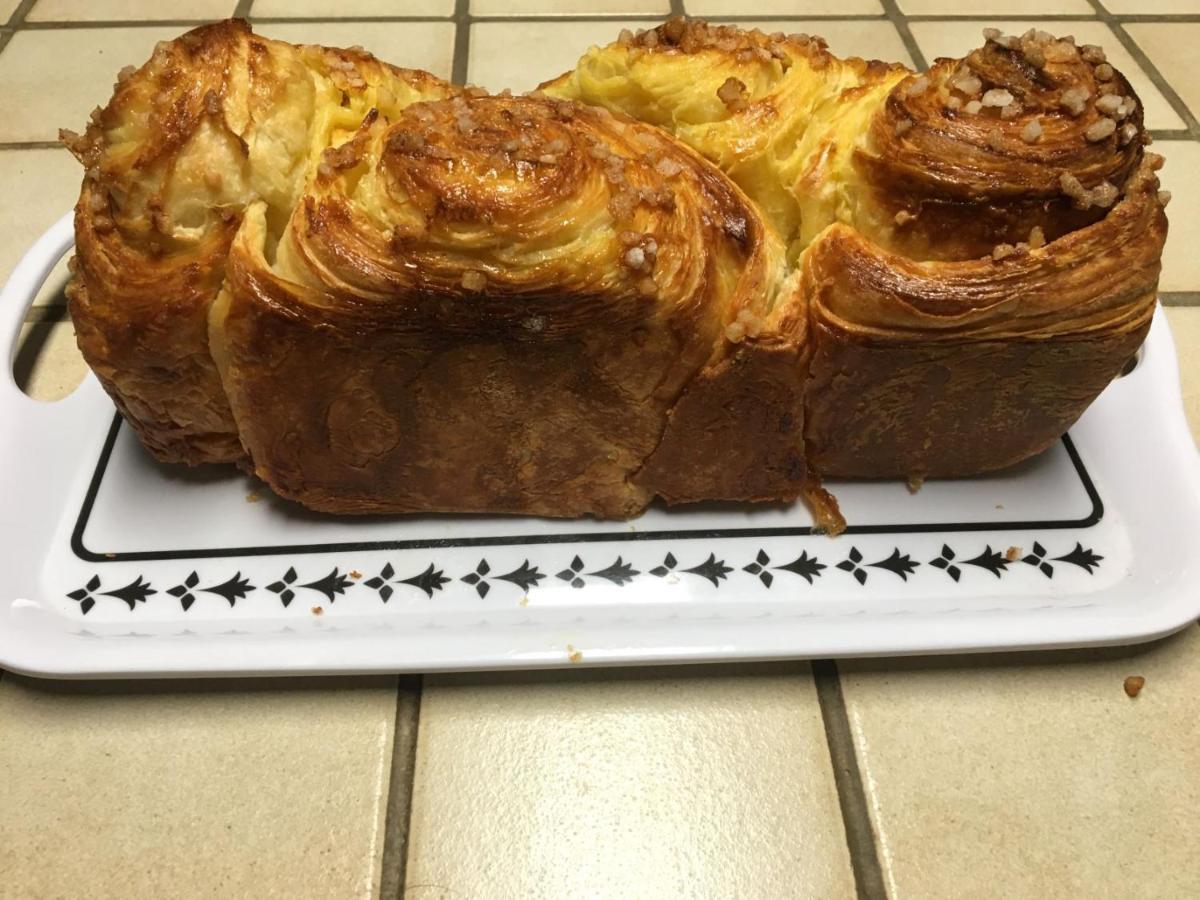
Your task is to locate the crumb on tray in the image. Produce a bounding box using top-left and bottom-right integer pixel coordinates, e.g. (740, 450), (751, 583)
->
(567, 644), (583, 664)
(1123, 675), (1145, 698)
(519, 595), (530, 607)
(1005, 546), (1021, 562)
(311, 605), (324, 616)
(245, 490), (262, 503)
(349, 570), (362, 579)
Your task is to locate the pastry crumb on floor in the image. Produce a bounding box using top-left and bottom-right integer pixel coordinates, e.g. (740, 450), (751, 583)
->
(311, 606), (324, 616)
(906, 475), (925, 493)
(245, 490), (261, 503)
(1005, 546), (1022, 561)
(1124, 675), (1145, 698)
(349, 570), (362, 579)
(567, 644), (583, 663)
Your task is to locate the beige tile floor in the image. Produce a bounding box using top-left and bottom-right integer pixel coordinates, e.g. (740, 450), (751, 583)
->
(2, 1), (1199, 897)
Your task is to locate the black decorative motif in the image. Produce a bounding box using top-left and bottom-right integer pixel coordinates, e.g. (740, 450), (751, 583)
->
(1022, 542), (1055, 578)
(682, 553), (732, 587)
(837, 547), (868, 585)
(650, 552), (679, 578)
(774, 550), (826, 585)
(401, 563), (452, 598)
(557, 555), (586, 589)
(461, 559), (493, 598)
(929, 545), (961, 582)
(266, 567), (299, 606)
(66, 574), (102, 615)
(1054, 543), (1103, 574)
(868, 549), (920, 581)
(494, 560), (545, 593)
(68, 574), (157, 613)
(63, 536), (1107, 616)
(743, 550), (774, 587)
(168, 571), (254, 610)
(588, 556), (640, 587)
(963, 546), (1008, 579)
(300, 568), (354, 603)
(365, 563), (396, 602)
(167, 571), (202, 611)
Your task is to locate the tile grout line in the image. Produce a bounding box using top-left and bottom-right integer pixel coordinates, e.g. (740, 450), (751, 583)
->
(24, 305), (70, 324)
(377, 675), (424, 900)
(879, 0), (927, 71)
(0, 0), (37, 55)
(451, 0), (470, 86)
(1160, 292), (1200, 307)
(813, 660), (888, 900)
(1083, 0), (1200, 139)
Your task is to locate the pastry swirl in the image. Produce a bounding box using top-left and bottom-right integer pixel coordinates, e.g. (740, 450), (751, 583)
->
(547, 20), (1167, 482)
(64, 20), (459, 464)
(63, 19), (1169, 523)
(209, 93), (796, 516)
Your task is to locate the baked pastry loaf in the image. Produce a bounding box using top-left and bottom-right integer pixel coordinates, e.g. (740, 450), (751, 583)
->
(545, 21), (1167, 481)
(63, 20), (460, 465)
(63, 19), (1167, 521)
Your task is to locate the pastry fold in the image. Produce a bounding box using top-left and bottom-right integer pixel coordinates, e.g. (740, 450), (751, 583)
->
(546, 20), (1166, 480)
(63, 19), (1168, 520)
(208, 93), (795, 516)
(64, 20), (460, 464)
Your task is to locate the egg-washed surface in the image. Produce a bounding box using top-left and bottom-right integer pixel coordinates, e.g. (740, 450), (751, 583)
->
(61, 17), (1167, 521)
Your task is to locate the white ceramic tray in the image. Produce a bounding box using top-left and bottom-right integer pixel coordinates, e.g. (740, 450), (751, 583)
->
(3, 213), (1200, 677)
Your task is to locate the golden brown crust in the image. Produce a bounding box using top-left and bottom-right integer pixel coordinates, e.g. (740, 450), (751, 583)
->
(856, 30), (1146, 260)
(210, 94), (789, 517)
(65, 18), (1170, 519)
(802, 154), (1164, 477)
(64, 20), (460, 465)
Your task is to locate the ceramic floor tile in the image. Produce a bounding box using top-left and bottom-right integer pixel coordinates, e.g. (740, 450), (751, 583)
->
(0, 149), (78, 298)
(468, 18), (659, 91)
(0, 675), (398, 899)
(657, 0), (882, 14)
(472, 0), (670, 14)
(1164, 306), (1200, 442)
(840, 625), (1200, 899)
(910, 20), (1186, 129)
(252, 0), (455, 16)
(251, 20), (456, 79)
(1104, 0), (1200, 12)
(1125, 23), (1200, 124)
(0, 26), (184, 143)
(899, 0), (1093, 13)
(405, 665), (856, 898)
(13, 317), (87, 402)
(1152, 141), (1200, 294)
(27, 0), (237, 21)
(754, 20), (912, 65)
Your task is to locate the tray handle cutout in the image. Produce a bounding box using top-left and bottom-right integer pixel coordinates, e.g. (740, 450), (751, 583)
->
(1, 212), (76, 405)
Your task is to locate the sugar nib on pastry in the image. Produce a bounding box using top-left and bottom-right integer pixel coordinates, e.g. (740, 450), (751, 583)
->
(547, 20), (1166, 483)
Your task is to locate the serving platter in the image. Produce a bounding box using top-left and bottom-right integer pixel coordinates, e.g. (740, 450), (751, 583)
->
(3, 213), (1199, 677)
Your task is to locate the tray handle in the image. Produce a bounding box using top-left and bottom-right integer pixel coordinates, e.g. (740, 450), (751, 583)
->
(1, 211), (76, 404)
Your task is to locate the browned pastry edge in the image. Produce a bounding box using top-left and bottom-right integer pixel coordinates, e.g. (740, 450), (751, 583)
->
(802, 153), (1165, 479)
(62, 19), (461, 466)
(209, 94), (788, 519)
